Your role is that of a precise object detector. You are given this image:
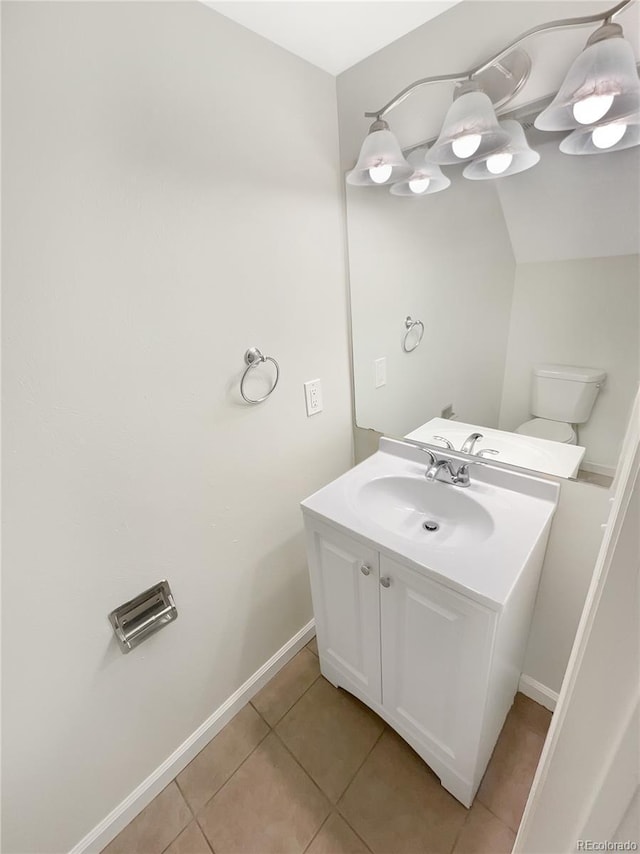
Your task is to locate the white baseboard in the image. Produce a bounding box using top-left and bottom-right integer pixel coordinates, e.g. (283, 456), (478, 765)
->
(70, 620), (316, 854)
(519, 674), (559, 711)
(580, 461), (616, 478)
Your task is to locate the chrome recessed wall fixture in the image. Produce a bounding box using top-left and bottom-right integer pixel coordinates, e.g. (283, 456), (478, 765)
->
(346, 0), (639, 194)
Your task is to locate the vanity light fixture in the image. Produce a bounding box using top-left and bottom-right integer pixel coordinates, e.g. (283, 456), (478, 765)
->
(390, 149), (451, 196)
(463, 120), (540, 180)
(346, 118), (413, 186)
(428, 82), (511, 165)
(534, 22), (640, 132)
(348, 0), (638, 190)
(559, 117), (640, 154)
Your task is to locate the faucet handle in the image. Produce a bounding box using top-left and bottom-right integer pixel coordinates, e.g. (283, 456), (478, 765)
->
(477, 448), (499, 457)
(432, 435), (455, 450)
(399, 438), (437, 466)
(453, 459), (487, 486)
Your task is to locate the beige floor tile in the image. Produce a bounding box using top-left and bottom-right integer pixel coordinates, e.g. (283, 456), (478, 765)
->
(306, 813), (371, 854)
(511, 692), (553, 737)
(164, 821), (212, 854)
(338, 730), (467, 854)
(101, 783), (191, 854)
(477, 711), (546, 832)
(198, 732), (330, 854)
(453, 803), (515, 854)
(177, 704), (269, 813)
(276, 678), (384, 802)
(307, 636), (319, 657)
(251, 648), (320, 726)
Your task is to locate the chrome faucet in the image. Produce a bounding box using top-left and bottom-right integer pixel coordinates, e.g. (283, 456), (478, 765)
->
(425, 458), (459, 484)
(425, 457), (484, 487)
(460, 432), (483, 454)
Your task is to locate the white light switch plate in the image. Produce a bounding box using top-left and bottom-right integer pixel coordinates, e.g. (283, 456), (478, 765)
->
(304, 379), (323, 416)
(374, 357), (387, 388)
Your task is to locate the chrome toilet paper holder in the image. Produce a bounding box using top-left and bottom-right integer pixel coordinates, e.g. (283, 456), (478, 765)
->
(108, 580), (177, 654)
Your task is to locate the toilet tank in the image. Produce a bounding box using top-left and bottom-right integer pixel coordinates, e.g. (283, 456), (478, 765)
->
(531, 364), (607, 424)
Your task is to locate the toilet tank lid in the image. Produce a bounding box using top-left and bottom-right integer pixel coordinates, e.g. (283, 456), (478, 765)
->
(534, 364), (607, 383)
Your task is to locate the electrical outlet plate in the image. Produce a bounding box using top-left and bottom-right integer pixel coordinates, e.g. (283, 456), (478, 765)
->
(304, 379), (323, 416)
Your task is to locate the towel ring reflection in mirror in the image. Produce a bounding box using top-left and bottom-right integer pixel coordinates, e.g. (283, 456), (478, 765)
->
(403, 316), (425, 353)
(240, 347), (280, 404)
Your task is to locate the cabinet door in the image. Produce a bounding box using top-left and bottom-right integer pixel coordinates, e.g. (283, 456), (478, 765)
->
(380, 556), (495, 775)
(305, 520), (381, 702)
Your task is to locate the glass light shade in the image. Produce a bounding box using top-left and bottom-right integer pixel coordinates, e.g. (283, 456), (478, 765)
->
(535, 31), (640, 132)
(463, 120), (540, 180)
(429, 90), (511, 165)
(390, 149), (451, 196)
(559, 117), (640, 154)
(346, 120), (413, 186)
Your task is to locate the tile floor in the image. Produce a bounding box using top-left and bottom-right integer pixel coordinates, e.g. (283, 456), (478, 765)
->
(103, 637), (551, 854)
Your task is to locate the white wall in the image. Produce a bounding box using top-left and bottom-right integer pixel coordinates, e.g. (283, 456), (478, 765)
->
(496, 141), (640, 264)
(521, 477), (610, 693)
(516, 395), (640, 853)
(1, 3), (352, 852)
(346, 178), (516, 438)
(499, 255), (640, 471)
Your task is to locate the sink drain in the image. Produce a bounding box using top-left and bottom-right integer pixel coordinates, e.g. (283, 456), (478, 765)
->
(422, 520), (440, 532)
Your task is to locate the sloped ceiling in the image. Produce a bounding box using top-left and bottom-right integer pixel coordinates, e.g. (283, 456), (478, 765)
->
(202, 1), (461, 75)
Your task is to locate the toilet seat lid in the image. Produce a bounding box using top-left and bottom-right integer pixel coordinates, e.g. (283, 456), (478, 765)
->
(515, 418), (575, 443)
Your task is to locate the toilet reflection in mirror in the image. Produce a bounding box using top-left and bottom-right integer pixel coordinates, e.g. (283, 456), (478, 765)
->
(346, 131), (640, 482)
(515, 364), (606, 445)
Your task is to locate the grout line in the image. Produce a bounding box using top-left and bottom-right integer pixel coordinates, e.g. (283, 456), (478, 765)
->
(154, 783), (192, 854)
(301, 812), (333, 854)
(166, 763), (217, 854)
(340, 724), (385, 798)
(448, 808), (472, 854)
(334, 726), (385, 850)
(263, 669), (323, 729)
(174, 778), (195, 821)
(248, 699), (273, 729)
(249, 647), (321, 728)
(334, 808), (375, 854)
(172, 777), (217, 854)
(476, 795), (523, 836)
(193, 814), (216, 854)
(273, 728), (335, 806)
(186, 724), (271, 820)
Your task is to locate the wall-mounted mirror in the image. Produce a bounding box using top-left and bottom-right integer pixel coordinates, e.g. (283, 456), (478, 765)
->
(342, 3), (640, 484)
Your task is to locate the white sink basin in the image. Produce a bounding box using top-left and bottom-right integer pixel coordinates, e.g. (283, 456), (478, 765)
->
(301, 437), (559, 610)
(355, 475), (494, 545)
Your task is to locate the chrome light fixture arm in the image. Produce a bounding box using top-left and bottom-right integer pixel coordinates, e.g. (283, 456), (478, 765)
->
(364, 0), (634, 119)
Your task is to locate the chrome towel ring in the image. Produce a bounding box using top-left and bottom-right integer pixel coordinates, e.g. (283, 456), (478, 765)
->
(240, 347), (280, 404)
(403, 316), (424, 353)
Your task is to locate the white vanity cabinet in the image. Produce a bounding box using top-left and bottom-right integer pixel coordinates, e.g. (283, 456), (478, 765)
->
(379, 555), (495, 788)
(304, 522), (382, 703)
(303, 514), (541, 808)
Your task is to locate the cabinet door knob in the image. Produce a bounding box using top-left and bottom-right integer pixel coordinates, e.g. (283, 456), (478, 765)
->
(360, 564), (371, 576)
(380, 576), (392, 588)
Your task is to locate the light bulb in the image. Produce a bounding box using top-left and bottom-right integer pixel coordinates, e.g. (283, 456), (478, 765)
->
(369, 163), (393, 183)
(486, 152), (513, 175)
(573, 93), (614, 125)
(408, 176), (431, 194)
(591, 122), (627, 149)
(451, 133), (482, 159)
